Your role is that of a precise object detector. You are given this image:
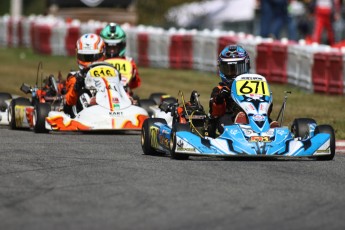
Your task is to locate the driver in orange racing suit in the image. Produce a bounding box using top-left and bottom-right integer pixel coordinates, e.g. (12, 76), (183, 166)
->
(63, 33), (105, 117)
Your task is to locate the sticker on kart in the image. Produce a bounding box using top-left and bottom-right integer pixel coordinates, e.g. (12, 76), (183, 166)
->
(89, 66), (117, 77)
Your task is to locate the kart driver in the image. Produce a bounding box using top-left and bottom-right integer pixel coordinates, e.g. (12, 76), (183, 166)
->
(63, 33), (106, 117)
(209, 44), (277, 136)
(99, 23), (141, 96)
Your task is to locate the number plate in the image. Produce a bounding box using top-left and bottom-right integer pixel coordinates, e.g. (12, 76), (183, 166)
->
(236, 80), (269, 96)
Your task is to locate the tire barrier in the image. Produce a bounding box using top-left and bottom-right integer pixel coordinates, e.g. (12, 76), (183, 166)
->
(1, 14), (345, 95)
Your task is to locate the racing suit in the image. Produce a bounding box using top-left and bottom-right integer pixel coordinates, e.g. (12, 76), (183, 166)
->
(209, 81), (240, 135)
(209, 81), (275, 135)
(63, 70), (84, 117)
(312, 0), (341, 45)
(105, 56), (141, 93)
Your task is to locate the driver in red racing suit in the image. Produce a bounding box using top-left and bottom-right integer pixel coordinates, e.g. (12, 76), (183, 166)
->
(100, 23), (141, 96)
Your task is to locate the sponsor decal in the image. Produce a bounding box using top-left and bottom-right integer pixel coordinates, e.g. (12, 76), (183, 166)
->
(230, 129), (239, 135)
(109, 111), (123, 116)
(176, 139), (195, 152)
(158, 135), (169, 148)
(150, 127), (159, 148)
(253, 114), (265, 121)
(249, 136), (271, 142)
(112, 97), (119, 103)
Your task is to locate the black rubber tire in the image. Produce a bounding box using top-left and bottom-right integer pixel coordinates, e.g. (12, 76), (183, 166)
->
(149, 92), (167, 105)
(161, 96), (177, 104)
(314, 125), (335, 161)
(138, 99), (156, 117)
(0, 92), (12, 112)
(34, 103), (50, 133)
(291, 118), (317, 139)
(170, 123), (190, 160)
(141, 118), (167, 155)
(8, 97), (31, 130)
(0, 92), (12, 101)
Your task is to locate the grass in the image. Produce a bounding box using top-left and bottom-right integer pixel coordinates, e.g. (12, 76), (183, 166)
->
(1, 47), (345, 139)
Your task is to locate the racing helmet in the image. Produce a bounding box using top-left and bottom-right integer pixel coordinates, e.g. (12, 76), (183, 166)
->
(76, 33), (105, 69)
(217, 45), (250, 84)
(100, 23), (126, 58)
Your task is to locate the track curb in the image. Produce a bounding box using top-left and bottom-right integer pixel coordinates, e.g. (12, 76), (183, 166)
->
(336, 140), (345, 154)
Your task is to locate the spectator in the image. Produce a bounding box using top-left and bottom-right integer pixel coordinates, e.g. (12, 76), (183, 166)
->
(311, 0), (342, 45)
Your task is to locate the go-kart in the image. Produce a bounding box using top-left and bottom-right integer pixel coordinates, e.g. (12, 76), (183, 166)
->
(105, 57), (177, 121)
(45, 62), (149, 132)
(141, 74), (335, 160)
(8, 62), (64, 133)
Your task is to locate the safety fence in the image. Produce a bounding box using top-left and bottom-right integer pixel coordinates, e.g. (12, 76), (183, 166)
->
(1, 14), (345, 95)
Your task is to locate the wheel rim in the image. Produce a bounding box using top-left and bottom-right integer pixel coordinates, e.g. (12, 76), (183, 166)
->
(141, 129), (145, 147)
(8, 106), (12, 123)
(33, 109), (37, 127)
(170, 132), (175, 151)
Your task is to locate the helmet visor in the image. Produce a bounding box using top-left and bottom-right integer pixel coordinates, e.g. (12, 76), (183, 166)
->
(77, 53), (104, 62)
(105, 42), (126, 58)
(219, 59), (248, 78)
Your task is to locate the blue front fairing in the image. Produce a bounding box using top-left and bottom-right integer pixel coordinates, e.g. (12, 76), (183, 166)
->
(231, 74), (273, 133)
(173, 124), (331, 158)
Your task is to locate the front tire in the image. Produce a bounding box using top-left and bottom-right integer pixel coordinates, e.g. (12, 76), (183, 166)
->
(314, 125), (335, 161)
(34, 103), (50, 133)
(139, 99), (156, 117)
(141, 118), (167, 155)
(291, 118), (317, 139)
(0, 92), (12, 113)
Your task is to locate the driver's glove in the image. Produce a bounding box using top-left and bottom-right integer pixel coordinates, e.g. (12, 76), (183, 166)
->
(74, 75), (85, 91)
(215, 87), (229, 103)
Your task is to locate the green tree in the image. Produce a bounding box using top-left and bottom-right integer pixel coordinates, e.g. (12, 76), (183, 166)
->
(0, 0), (46, 16)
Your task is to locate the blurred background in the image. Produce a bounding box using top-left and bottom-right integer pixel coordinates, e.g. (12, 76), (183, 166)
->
(1, 0), (345, 44)
(0, 0), (345, 44)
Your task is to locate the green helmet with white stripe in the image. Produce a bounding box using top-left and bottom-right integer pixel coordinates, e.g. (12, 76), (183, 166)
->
(100, 23), (126, 58)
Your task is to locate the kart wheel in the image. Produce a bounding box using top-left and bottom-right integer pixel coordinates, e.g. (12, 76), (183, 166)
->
(138, 99), (156, 117)
(315, 125), (335, 161)
(8, 97), (31, 130)
(170, 123), (190, 160)
(0, 92), (12, 112)
(33, 103), (50, 133)
(161, 96), (177, 104)
(149, 92), (167, 105)
(141, 118), (167, 155)
(291, 118), (317, 139)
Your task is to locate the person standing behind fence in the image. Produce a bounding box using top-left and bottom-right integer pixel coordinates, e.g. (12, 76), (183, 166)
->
(311, 0), (341, 45)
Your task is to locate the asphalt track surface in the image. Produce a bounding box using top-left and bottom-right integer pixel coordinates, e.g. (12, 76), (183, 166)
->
(1, 127), (345, 230)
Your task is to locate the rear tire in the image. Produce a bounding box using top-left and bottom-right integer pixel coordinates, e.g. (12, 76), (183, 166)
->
(291, 118), (317, 139)
(139, 99), (156, 117)
(170, 123), (190, 160)
(8, 97), (31, 130)
(315, 125), (335, 161)
(34, 103), (50, 133)
(141, 118), (167, 155)
(0, 92), (12, 113)
(149, 92), (167, 105)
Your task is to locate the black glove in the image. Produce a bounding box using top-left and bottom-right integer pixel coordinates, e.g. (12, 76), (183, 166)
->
(215, 87), (229, 103)
(74, 76), (85, 91)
